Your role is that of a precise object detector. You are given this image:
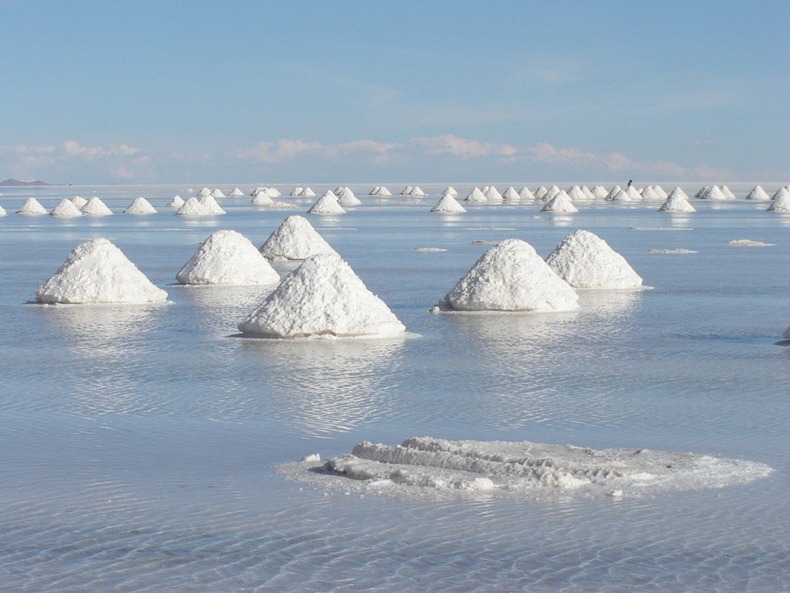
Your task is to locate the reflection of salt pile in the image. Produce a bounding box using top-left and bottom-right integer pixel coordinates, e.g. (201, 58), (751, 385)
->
(81, 196), (113, 216)
(430, 194), (466, 213)
(36, 238), (168, 304)
(259, 215), (337, 260)
(176, 229), (280, 285)
(545, 230), (643, 289)
(17, 197), (48, 215)
(124, 197), (157, 214)
(659, 187), (696, 213)
(437, 239), (579, 312)
(238, 252), (405, 338)
(541, 190), (578, 212)
(50, 198), (83, 217)
(767, 188), (790, 212)
(308, 191), (346, 214)
(303, 436), (773, 499)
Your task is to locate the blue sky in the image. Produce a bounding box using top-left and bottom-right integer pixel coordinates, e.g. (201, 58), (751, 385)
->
(1, 0), (788, 184)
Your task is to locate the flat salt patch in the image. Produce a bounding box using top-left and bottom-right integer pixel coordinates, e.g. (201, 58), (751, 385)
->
(281, 436), (773, 501)
(415, 247), (448, 253)
(649, 248), (698, 254)
(259, 215), (338, 261)
(17, 197), (48, 215)
(726, 239), (774, 247)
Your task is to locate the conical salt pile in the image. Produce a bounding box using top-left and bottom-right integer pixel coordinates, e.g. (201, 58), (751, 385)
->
(35, 238), (167, 304)
(197, 194), (226, 215)
(698, 185), (728, 200)
(166, 195), (185, 208)
(238, 252), (405, 338)
(176, 196), (211, 216)
(302, 187), (316, 197)
(197, 187), (212, 197)
(767, 188), (790, 212)
(229, 187), (245, 197)
(519, 186), (536, 201)
(211, 188), (225, 199)
(176, 230), (280, 285)
(50, 198), (83, 217)
(484, 186), (503, 203)
(545, 230), (643, 289)
(464, 187), (488, 203)
(71, 196), (88, 209)
(430, 194), (466, 213)
(0, 205), (6, 216)
(337, 186), (361, 207)
(290, 187), (304, 197)
(745, 185), (771, 201)
(721, 185), (736, 199)
(17, 197), (48, 215)
(543, 185), (562, 202)
(659, 188), (696, 213)
(541, 191), (578, 212)
(307, 191), (346, 214)
(437, 238), (579, 312)
(534, 185), (549, 200)
(259, 215), (337, 261)
(81, 196), (113, 216)
(640, 186), (663, 201)
(502, 186), (521, 202)
(592, 185), (609, 199)
(442, 186), (458, 196)
(124, 197), (157, 215)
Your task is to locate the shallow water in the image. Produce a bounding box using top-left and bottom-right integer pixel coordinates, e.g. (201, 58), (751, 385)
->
(1, 183), (789, 591)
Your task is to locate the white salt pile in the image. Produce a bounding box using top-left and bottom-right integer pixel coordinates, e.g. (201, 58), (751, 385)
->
(442, 186), (458, 197)
(259, 215), (337, 261)
(566, 185), (588, 202)
(659, 188), (696, 213)
(290, 187), (304, 197)
(649, 248), (697, 254)
(604, 185), (623, 201)
(307, 191), (346, 214)
(176, 230), (280, 286)
(640, 186), (663, 201)
(369, 186), (392, 196)
(545, 230), (643, 289)
(337, 186), (361, 207)
(745, 185), (771, 201)
(483, 186), (503, 203)
(288, 436), (773, 500)
(519, 186), (536, 201)
(17, 197), (48, 215)
(211, 188), (225, 199)
(464, 187), (488, 203)
(197, 194), (226, 215)
(81, 196), (113, 216)
(71, 196), (88, 209)
(238, 252), (405, 339)
(697, 185), (729, 200)
(35, 238), (167, 304)
(772, 186), (789, 200)
(435, 238), (579, 312)
(0, 205), (5, 216)
(541, 190), (578, 212)
(197, 187), (212, 197)
(727, 239), (774, 247)
(166, 195), (185, 208)
(767, 188), (790, 212)
(591, 185), (609, 199)
(229, 187), (245, 197)
(302, 187), (316, 197)
(534, 185), (549, 200)
(502, 186), (521, 202)
(176, 196), (211, 216)
(721, 185), (736, 199)
(430, 194), (466, 213)
(124, 197), (157, 215)
(50, 198), (83, 217)
(544, 185), (561, 201)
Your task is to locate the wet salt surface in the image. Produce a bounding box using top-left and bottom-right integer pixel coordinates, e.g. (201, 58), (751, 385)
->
(1, 183), (789, 592)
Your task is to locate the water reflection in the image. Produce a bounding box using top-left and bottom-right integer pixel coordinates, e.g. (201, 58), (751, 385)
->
(177, 285), (275, 336)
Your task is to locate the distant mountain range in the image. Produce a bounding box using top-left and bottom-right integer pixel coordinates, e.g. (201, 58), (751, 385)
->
(0, 178), (52, 187)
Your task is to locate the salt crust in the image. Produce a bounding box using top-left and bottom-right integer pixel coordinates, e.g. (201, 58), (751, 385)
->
(649, 248), (697, 254)
(50, 198), (83, 217)
(437, 238), (579, 312)
(259, 215), (337, 261)
(726, 239), (774, 247)
(17, 197), (48, 215)
(286, 436), (773, 500)
(545, 230), (643, 289)
(308, 191), (346, 214)
(238, 252), (405, 338)
(35, 238), (168, 304)
(124, 197), (157, 214)
(176, 230), (280, 286)
(430, 194), (466, 213)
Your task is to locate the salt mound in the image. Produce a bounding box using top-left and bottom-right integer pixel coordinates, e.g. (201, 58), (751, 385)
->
(197, 194), (226, 215)
(502, 186), (521, 202)
(519, 186), (536, 201)
(124, 197), (157, 215)
(566, 185), (588, 202)
(658, 190), (696, 213)
(745, 185), (771, 201)
(534, 185), (549, 200)
(229, 187), (245, 197)
(251, 190), (274, 205)
(483, 186), (503, 203)
(784, 326), (790, 339)
(176, 196), (211, 216)
(290, 187), (304, 197)
(767, 188), (790, 212)
(545, 230), (643, 289)
(464, 187), (488, 203)
(442, 186), (458, 196)
(369, 186), (392, 196)
(0, 205), (5, 216)
(640, 186), (663, 201)
(307, 191), (346, 214)
(772, 186), (789, 199)
(259, 215), (337, 261)
(541, 190), (578, 212)
(35, 238), (167, 304)
(437, 238), (579, 312)
(591, 185), (609, 199)
(211, 188), (225, 199)
(197, 187), (212, 197)
(697, 185), (729, 200)
(721, 185), (736, 199)
(296, 436), (772, 500)
(71, 196), (88, 208)
(166, 195), (185, 208)
(337, 186), (361, 207)
(50, 198), (83, 217)
(302, 187), (316, 197)
(544, 185), (561, 201)
(238, 252), (405, 338)
(176, 230), (280, 286)
(81, 196), (113, 216)
(17, 197), (48, 215)
(430, 194), (466, 213)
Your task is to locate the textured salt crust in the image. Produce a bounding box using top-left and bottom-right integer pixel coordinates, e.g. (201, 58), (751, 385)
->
(282, 436), (773, 501)
(649, 248), (697, 254)
(238, 252), (405, 338)
(727, 239), (774, 247)
(436, 238), (579, 312)
(35, 238), (168, 304)
(17, 197), (48, 215)
(176, 230), (280, 285)
(415, 247), (448, 253)
(308, 191), (346, 214)
(430, 194), (466, 213)
(124, 197), (157, 214)
(545, 230), (643, 289)
(50, 198), (83, 217)
(259, 215), (337, 261)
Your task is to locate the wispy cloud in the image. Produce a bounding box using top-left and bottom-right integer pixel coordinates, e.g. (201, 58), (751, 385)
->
(411, 135), (516, 158)
(236, 139), (402, 164)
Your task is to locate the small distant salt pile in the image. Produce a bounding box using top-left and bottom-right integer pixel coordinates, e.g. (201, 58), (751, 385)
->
(291, 187), (304, 197)
(211, 188), (225, 199)
(541, 190), (578, 212)
(442, 186), (458, 197)
(534, 185), (549, 200)
(17, 197), (48, 215)
(337, 186), (361, 207)
(430, 194), (466, 213)
(197, 187), (212, 198)
(176, 196), (211, 216)
(502, 186), (521, 202)
(697, 185), (729, 200)
(0, 205), (6, 216)
(166, 195), (185, 208)
(767, 188), (790, 212)
(369, 185), (392, 196)
(71, 196), (88, 209)
(124, 197), (157, 215)
(604, 185), (623, 201)
(545, 230), (643, 289)
(591, 185), (609, 199)
(197, 194), (226, 215)
(464, 187), (488, 203)
(543, 185), (562, 202)
(81, 196), (113, 216)
(229, 187), (245, 197)
(50, 198), (83, 217)
(251, 188), (274, 205)
(721, 185), (736, 199)
(308, 190), (346, 214)
(400, 185), (414, 195)
(519, 186), (536, 201)
(238, 252), (405, 338)
(745, 185), (771, 201)
(772, 186), (790, 200)
(176, 230), (280, 286)
(35, 238), (167, 304)
(436, 238), (579, 312)
(606, 187), (635, 203)
(302, 187), (316, 197)
(259, 215), (337, 261)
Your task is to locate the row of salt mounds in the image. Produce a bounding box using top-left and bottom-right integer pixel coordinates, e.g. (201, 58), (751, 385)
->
(545, 230), (643, 289)
(305, 436), (773, 499)
(238, 252), (405, 339)
(308, 190), (346, 214)
(335, 186), (361, 207)
(767, 187), (790, 212)
(401, 185), (425, 196)
(430, 193), (466, 213)
(259, 215), (337, 261)
(124, 197), (157, 215)
(434, 239), (579, 312)
(17, 197), (48, 215)
(35, 238), (168, 304)
(541, 190), (578, 212)
(658, 187), (696, 213)
(177, 230), (280, 286)
(50, 198), (83, 217)
(290, 186), (316, 197)
(369, 185), (392, 196)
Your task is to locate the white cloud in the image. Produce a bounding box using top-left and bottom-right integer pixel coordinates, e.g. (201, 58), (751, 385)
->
(411, 135), (516, 158)
(63, 140), (140, 159)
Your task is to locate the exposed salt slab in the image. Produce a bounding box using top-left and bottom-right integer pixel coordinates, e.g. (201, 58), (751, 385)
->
(124, 197), (157, 215)
(308, 191), (346, 214)
(541, 190), (578, 212)
(767, 189), (790, 212)
(71, 195), (88, 208)
(436, 238), (579, 312)
(649, 248), (697, 254)
(292, 436), (773, 500)
(337, 187), (361, 207)
(229, 187), (245, 197)
(415, 247), (448, 253)
(727, 239), (774, 247)
(658, 190), (696, 213)
(17, 197), (48, 215)
(176, 230), (280, 286)
(430, 194), (466, 213)
(81, 196), (113, 216)
(35, 238), (168, 304)
(259, 215), (337, 261)
(464, 187), (488, 203)
(545, 230), (643, 289)
(238, 252), (405, 338)
(166, 195), (185, 208)
(176, 197), (211, 216)
(50, 198), (83, 217)
(197, 194), (226, 215)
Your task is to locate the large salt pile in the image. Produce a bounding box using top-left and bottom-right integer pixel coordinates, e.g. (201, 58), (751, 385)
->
(50, 198), (83, 217)
(435, 238), (579, 312)
(35, 238), (168, 304)
(17, 197), (48, 215)
(745, 185), (771, 201)
(81, 196), (113, 216)
(292, 436), (773, 500)
(238, 252), (405, 338)
(337, 186), (361, 207)
(197, 194), (226, 215)
(307, 191), (346, 214)
(767, 188), (790, 212)
(464, 187), (488, 203)
(545, 230), (643, 289)
(259, 215), (337, 261)
(176, 230), (280, 286)
(176, 196), (211, 216)
(541, 190), (578, 212)
(124, 197), (157, 215)
(430, 194), (466, 213)
(659, 188), (696, 213)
